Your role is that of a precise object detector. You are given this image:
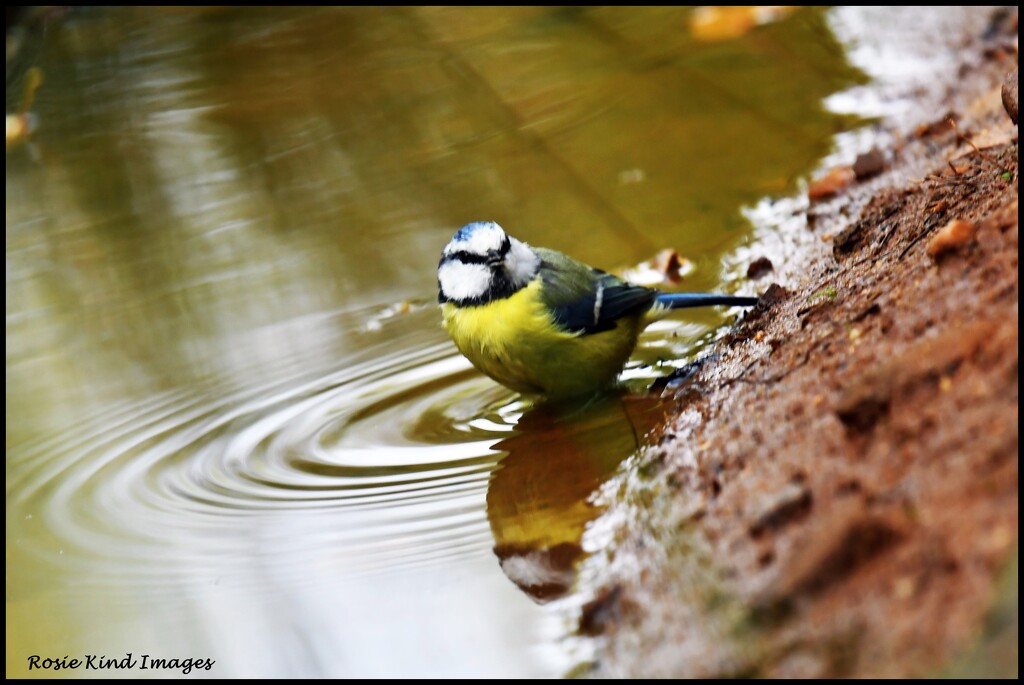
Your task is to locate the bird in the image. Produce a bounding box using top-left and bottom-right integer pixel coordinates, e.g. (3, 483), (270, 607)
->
(438, 221), (758, 399)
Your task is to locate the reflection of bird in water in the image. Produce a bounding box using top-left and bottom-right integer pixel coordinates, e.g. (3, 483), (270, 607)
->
(438, 221), (757, 399)
(486, 394), (664, 602)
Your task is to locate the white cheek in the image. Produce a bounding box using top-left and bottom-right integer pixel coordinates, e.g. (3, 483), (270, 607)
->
(439, 261), (491, 301)
(504, 239), (540, 286)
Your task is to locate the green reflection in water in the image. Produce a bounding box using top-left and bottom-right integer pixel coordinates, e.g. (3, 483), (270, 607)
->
(6, 6), (865, 678)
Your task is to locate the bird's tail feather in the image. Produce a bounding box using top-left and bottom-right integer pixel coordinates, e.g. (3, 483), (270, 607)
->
(655, 292), (759, 309)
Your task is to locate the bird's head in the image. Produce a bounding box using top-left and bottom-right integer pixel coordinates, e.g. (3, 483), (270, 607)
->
(438, 221), (541, 305)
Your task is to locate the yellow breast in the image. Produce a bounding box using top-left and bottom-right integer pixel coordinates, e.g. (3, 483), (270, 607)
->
(441, 279), (644, 398)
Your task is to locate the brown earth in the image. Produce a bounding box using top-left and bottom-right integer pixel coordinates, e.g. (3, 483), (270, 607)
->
(579, 10), (1018, 679)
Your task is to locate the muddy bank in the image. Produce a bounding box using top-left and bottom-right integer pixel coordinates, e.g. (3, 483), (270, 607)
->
(579, 9), (1018, 678)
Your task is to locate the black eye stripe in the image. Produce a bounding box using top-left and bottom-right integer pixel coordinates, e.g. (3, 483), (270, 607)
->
(446, 251), (490, 265)
(441, 235), (510, 267)
(447, 246), (508, 263)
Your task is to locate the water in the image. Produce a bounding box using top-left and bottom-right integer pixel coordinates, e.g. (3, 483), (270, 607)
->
(7, 7), (863, 677)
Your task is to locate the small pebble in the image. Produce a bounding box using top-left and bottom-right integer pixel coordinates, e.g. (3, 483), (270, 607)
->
(746, 256), (774, 279)
(1002, 68), (1017, 125)
(853, 148), (886, 180)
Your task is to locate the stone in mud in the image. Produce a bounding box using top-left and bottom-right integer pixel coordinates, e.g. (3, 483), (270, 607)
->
(1001, 68), (1017, 125)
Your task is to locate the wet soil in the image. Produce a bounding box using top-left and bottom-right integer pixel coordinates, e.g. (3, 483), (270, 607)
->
(581, 10), (1018, 678)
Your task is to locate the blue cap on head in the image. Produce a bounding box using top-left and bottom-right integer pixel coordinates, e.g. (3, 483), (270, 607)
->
(443, 221), (511, 259)
(454, 221), (499, 241)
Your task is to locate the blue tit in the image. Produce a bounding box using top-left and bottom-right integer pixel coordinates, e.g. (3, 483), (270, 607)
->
(437, 221), (758, 399)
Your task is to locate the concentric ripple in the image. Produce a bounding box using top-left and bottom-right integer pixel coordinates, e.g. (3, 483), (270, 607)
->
(8, 322), (527, 586)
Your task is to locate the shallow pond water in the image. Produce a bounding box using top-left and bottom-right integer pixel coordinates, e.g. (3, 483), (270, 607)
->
(7, 7), (864, 677)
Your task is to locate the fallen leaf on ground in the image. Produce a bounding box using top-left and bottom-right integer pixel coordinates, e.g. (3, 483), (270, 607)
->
(621, 248), (694, 286)
(927, 218), (978, 258)
(690, 6), (797, 42)
(809, 167), (856, 200)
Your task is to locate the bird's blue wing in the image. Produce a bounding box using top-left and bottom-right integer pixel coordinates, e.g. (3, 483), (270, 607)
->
(535, 248), (656, 335)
